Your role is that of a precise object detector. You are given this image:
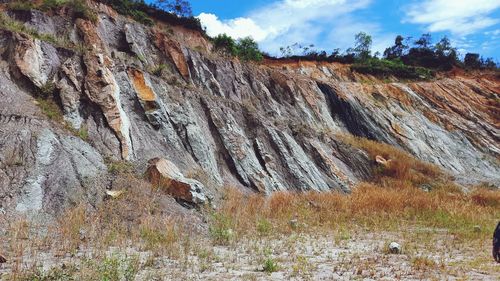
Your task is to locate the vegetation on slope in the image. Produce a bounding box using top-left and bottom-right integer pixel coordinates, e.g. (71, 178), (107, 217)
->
(3, 134), (499, 279)
(97, 0), (203, 30)
(8, 0), (98, 22)
(212, 34), (263, 62)
(278, 32), (498, 79)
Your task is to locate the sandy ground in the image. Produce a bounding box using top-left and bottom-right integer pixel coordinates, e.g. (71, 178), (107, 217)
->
(1, 227), (499, 280)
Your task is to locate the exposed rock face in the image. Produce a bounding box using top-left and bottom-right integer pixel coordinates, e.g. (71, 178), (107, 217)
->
(146, 158), (206, 204)
(0, 3), (498, 215)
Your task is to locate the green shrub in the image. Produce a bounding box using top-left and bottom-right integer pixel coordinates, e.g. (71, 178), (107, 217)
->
(78, 126), (89, 140)
(236, 37), (263, 62)
(107, 160), (135, 174)
(8, 1), (36, 11)
(256, 218), (272, 236)
(151, 64), (168, 76)
(36, 98), (63, 122)
(213, 33), (238, 56)
(262, 257), (279, 273)
(86, 255), (139, 281)
(40, 0), (68, 11)
(99, 0), (203, 30)
(209, 213), (235, 245)
(68, 0), (98, 23)
(212, 35), (263, 62)
(351, 58), (434, 80)
(129, 9), (154, 26)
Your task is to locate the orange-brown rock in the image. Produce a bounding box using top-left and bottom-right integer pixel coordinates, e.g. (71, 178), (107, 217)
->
(146, 158), (206, 204)
(153, 30), (191, 80)
(76, 19), (132, 160)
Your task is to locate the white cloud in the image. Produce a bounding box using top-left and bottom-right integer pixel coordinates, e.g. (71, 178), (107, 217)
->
(197, 0), (377, 55)
(197, 13), (268, 41)
(405, 0), (500, 35)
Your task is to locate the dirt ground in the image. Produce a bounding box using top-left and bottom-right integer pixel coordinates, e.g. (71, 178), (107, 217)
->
(1, 227), (499, 280)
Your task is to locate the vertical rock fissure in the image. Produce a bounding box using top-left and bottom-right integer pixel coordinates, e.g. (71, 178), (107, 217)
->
(252, 140), (272, 178)
(200, 98), (248, 187)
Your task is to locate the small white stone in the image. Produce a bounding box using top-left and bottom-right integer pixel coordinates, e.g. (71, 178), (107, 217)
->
(388, 242), (401, 254)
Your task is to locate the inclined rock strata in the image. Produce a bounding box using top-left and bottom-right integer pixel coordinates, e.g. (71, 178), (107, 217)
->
(0, 4), (498, 215)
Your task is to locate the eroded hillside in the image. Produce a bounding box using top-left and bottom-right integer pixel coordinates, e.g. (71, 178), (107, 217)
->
(0, 1), (499, 216)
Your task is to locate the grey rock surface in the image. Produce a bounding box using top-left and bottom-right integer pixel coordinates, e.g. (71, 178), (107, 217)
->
(0, 6), (498, 215)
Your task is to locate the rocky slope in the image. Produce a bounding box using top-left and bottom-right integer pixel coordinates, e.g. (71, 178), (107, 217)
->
(0, 2), (499, 216)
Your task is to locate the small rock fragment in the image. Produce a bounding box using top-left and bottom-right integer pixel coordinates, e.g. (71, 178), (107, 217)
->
(375, 155), (391, 166)
(388, 242), (401, 254)
(473, 225), (481, 233)
(105, 189), (126, 199)
(289, 219), (298, 230)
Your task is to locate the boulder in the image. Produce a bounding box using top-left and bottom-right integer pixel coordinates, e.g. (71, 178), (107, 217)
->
(145, 158), (206, 204)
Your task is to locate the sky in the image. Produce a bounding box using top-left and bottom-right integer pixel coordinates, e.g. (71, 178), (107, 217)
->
(187, 0), (500, 60)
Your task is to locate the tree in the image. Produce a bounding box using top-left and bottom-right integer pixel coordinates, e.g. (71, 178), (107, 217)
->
(352, 32), (372, 61)
(236, 37), (263, 61)
(383, 35), (408, 59)
(435, 36), (457, 59)
(279, 43), (315, 57)
(434, 36), (458, 69)
(464, 53), (481, 69)
(483, 58), (498, 69)
(415, 33), (432, 49)
(155, 0), (192, 17)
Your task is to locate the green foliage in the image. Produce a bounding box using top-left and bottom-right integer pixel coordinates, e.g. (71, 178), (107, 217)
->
(36, 98), (63, 121)
(350, 31), (372, 61)
(351, 58), (434, 80)
(40, 0), (68, 11)
(236, 37), (263, 61)
(464, 53), (498, 70)
(279, 43), (316, 57)
(38, 81), (57, 98)
(85, 255), (139, 281)
(151, 64), (168, 76)
(140, 225), (178, 249)
(256, 218), (272, 235)
(0, 12), (85, 53)
(262, 257), (279, 273)
(8, 0), (98, 23)
(209, 213), (235, 245)
(129, 9), (154, 26)
(213, 33), (238, 56)
(15, 265), (77, 281)
(67, 0), (98, 23)
(78, 126), (89, 140)
(8, 1), (36, 11)
(383, 35), (408, 60)
(99, 0), (151, 25)
(212, 34), (263, 62)
(107, 160), (135, 174)
(99, 0), (202, 31)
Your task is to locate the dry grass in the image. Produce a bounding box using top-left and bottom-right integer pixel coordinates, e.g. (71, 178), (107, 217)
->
(1, 135), (499, 280)
(214, 184), (499, 241)
(1, 175), (199, 280)
(338, 133), (444, 185)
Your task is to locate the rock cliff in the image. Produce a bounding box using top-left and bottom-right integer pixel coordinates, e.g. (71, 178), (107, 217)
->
(0, 2), (498, 215)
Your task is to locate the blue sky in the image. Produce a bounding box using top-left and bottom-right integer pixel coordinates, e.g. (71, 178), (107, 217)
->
(188, 0), (500, 60)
